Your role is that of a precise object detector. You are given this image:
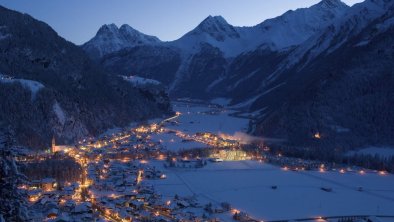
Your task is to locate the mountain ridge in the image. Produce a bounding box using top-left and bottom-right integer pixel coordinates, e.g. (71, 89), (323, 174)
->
(90, 0), (394, 151)
(0, 5), (172, 149)
(83, 0), (349, 58)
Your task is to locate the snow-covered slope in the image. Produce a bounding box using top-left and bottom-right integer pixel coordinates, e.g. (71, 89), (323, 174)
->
(249, 0), (394, 150)
(245, 0), (349, 51)
(121, 75), (161, 87)
(0, 74), (44, 99)
(85, 0), (349, 59)
(168, 0), (348, 57)
(280, 0), (394, 70)
(168, 16), (246, 57)
(82, 24), (161, 60)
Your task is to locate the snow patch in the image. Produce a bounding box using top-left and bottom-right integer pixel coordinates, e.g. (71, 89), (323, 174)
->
(228, 69), (261, 91)
(354, 40), (370, 47)
(0, 26), (11, 40)
(0, 74), (44, 99)
(53, 102), (66, 126)
(229, 94), (261, 110)
(206, 75), (225, 91)
(121, 75), (161, 86)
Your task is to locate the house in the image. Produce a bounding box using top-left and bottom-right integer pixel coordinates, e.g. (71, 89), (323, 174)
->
(41, 178), (56, 191)
(28, 189), (42, 202)
(46, 208), (59, 219)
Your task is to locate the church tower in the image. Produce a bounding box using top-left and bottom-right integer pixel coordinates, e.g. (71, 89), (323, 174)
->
(51, 136), (56, 153)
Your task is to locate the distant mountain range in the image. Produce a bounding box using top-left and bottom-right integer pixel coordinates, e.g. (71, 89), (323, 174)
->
(83, 0), (349, 98)
(83, 0), (394, 150)
(0, 6), (172, 149)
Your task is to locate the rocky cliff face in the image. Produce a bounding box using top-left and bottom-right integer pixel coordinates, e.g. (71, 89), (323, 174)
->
(0, 6), (172, 149)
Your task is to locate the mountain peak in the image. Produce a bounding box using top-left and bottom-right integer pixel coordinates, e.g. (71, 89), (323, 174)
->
(119, 24), (137, 33)
(97, 23), (119, 34)
(317, 0), (348, 9)
(197, 15), (230, 30)
(201, 15), (228, 25)
(83, 23), (160, 59)
(187, 15), (239, 41)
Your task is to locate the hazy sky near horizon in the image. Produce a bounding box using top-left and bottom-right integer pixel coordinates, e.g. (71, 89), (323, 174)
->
(0, 0), (363, 45)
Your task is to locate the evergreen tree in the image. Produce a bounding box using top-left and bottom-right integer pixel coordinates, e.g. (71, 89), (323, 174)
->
(0, 127), (28, 221)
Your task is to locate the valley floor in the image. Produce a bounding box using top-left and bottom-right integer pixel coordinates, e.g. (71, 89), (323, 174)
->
(19, 101), (394, 222)
(150, 160), (394, 221)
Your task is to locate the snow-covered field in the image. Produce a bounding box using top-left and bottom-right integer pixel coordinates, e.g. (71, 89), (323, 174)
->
(167, 102), (249, 135)
(148, 102), (249, 152)
(150, 160), (394, 221)
(144, 102), (394, 220)
(150, 133), (207, 152)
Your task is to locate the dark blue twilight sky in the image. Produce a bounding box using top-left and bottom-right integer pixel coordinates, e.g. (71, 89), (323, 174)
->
(0, 0), (362, 45)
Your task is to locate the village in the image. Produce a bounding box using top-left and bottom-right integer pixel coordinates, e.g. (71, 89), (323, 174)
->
(15, 111), (256, 222)
(14, 102), (394, 222)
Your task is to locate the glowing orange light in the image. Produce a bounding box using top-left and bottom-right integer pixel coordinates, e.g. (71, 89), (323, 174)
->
(157, 154), (165, 160)
(105, 209), (111, 216)
(29, 196), (38, 202)
(231, 209), (240, 214)
(314, 133), (321, 139)
(137, 170), (143, 184)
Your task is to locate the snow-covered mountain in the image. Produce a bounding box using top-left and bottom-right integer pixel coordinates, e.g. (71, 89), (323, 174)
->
(88, 0), (394, 151)
(245, 0), (349, 51)
(85, 0), (348, 58)
(90, 0), (349, 98)
(249, 0), (394, 150)
(82, 24), (161, 60)
(168, 15), (245, 57)
(177, 0), (349, 56)
(280, 0), (394, 71)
